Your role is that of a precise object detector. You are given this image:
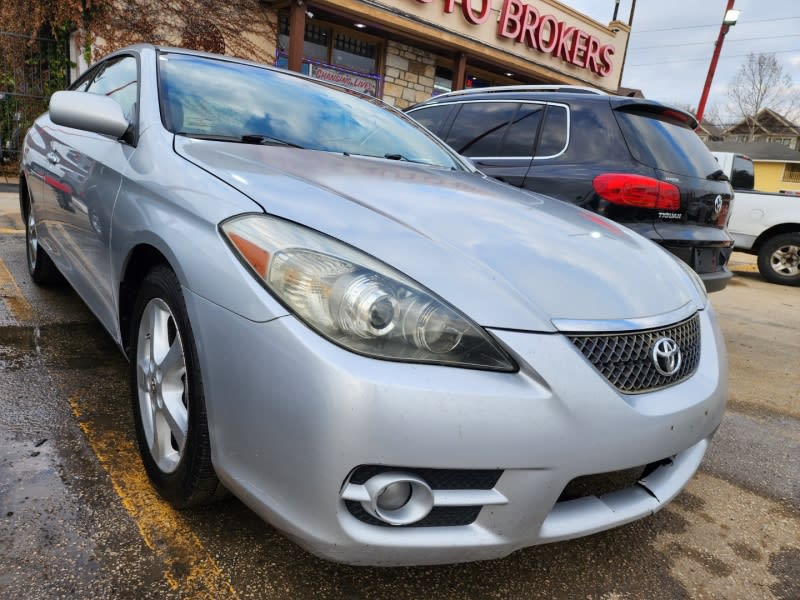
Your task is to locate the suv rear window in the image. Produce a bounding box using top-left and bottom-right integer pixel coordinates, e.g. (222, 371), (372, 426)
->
(614, 109), (720, 178)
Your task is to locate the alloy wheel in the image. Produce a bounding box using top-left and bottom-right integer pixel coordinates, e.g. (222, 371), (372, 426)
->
(135, 298), (189, 473)
(27, 210), (38, 269)
(770, 243), (800, 277)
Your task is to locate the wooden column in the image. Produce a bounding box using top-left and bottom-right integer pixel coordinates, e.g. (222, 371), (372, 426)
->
(452, 52), (467, 91)
(288, 1), (306, 73)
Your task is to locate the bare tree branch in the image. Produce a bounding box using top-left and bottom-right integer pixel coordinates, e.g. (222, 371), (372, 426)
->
(727, 52), (799, 139)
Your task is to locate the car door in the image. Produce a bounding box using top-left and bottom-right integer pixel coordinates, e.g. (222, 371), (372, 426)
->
(520, 103), (592, 203)
(442, 101), (543, 187)
(39, 55), (139, 334)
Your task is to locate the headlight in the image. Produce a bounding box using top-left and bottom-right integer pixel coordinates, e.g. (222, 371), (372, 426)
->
(221, 214), (516, 371)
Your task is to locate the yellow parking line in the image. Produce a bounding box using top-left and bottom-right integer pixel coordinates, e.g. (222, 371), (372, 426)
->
(0, 256), (34, 322)
(69, 393), (240, 599)
(730, 263), (759, 274)
(0, 227), (24, 235)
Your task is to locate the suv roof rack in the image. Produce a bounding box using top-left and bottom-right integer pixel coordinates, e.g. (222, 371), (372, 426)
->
(431, 85), (607, 100)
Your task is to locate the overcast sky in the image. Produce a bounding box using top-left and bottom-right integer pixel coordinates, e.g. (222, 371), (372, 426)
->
(568, 0), (800, 123)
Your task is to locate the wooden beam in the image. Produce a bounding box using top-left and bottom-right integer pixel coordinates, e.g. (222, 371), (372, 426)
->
(288, 1), (306, 73)
(453, 52), (467, 91)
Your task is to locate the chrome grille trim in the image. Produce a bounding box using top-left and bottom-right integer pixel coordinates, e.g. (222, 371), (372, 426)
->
(567, 313), (701, 394)
(552, 301), (698, 333)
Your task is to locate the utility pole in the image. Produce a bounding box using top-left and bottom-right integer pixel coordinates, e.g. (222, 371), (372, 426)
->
(696, 0), (739, 123)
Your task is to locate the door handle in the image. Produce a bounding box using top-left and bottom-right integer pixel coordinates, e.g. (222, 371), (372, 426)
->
(47, 152), (60, 165)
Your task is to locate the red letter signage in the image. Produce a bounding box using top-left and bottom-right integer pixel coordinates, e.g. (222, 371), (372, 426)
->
(419, 0), (616, 77)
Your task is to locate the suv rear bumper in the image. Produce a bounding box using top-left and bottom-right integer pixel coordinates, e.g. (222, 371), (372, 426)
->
(661, 244), (733, 293)
(699, 266), (733, 293)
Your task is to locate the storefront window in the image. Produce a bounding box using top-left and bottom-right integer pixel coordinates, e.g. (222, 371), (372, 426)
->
(279, 15), (379, 75)
(333, 33), (377, 74)
(465, 74), (491, 89)
(301, 23), (329, 62)
(433, 66), (452, 96)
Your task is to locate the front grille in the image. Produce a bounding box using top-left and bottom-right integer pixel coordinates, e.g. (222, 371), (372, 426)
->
(345, 501), (481, 528)
(557, 458), (672, 503)
(568, 314), (701, 393)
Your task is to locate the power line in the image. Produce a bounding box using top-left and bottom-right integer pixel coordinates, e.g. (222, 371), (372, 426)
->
(631, 15), (800, 34)
(630, 33), (800, 51)
(628, 48), (800, 67)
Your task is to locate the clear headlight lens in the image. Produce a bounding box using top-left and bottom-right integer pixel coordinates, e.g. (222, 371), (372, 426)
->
(221, 215), (515, 371)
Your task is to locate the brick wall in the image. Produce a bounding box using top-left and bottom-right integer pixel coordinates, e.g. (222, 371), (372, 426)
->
(381, 41), (436, 109)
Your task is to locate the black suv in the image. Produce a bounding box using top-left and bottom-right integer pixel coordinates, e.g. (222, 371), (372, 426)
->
(406, 86), (734, 292)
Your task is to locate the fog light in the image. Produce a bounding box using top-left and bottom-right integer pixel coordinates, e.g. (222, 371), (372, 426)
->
(377, 481), (412, 511)
(361, 471), (434, 525)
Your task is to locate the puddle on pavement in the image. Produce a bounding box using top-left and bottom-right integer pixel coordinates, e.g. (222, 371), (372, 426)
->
(0, 428), (97, 569)
(0, 322), (123, 372)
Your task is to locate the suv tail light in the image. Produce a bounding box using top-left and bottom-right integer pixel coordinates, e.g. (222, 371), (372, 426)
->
(716, 200), (730, 227)
(593, 174), (680, 211)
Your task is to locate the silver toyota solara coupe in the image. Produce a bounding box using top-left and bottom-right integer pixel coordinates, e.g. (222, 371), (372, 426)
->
(20, 45), (727, 566)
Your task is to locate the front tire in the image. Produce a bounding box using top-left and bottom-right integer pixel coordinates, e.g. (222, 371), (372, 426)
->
(129, 265), (225, 507)
(25, 190), (61, 285)
(757, 233), (800, 286)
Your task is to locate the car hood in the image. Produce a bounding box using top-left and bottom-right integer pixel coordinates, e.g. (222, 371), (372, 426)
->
(176, 138), (702, 332)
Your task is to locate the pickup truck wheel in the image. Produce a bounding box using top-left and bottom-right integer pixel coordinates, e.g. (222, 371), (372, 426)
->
(757, 233), (800, 286)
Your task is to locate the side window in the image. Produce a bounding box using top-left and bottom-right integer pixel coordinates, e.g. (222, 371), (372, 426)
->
(407, 105), (452, 137)
(502, 103), (543, 156)
(70, 69), (95, 92)
(445, 102), (519, 157)
(85, 56), (139, 122)
(536, 105), (568, 157)
(731, 156), (754, 190)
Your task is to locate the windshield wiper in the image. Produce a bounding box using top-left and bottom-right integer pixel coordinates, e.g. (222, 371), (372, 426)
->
(175, 132), (239, 142)
(241, 134), (304, 149)
(174, 131), (304, 149)
(383, 153), (434, 165)
(706, 169), (729, 182)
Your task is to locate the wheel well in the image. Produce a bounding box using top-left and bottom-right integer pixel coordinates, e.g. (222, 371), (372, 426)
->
(19, 174), (29, 220)
(752, 224), (800, 252)
(119, 245), (171, 355)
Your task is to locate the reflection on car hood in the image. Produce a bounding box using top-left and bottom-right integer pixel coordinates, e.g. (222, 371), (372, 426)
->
(176, 138), (701, 332)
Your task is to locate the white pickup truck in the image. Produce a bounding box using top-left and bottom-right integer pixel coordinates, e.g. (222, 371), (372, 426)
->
(712, 151), (800, 286)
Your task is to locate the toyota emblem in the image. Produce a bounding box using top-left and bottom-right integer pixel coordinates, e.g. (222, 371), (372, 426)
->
(713, 195), (723, 215)
(652, 337), (682, 377)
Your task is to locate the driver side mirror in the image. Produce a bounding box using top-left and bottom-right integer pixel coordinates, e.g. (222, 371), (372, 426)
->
(49, 91), (130, 139)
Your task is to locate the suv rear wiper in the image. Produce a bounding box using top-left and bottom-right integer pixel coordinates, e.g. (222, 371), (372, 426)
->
(706, 169), (729, 182)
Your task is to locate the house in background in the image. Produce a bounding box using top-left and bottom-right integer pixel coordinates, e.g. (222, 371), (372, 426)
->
(706, 141), (800, 195)
(724, 108), (800, 150)
(695, 119), (725, 143)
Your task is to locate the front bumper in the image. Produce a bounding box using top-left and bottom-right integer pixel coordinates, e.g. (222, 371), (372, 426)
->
(183, 289), (727, 566)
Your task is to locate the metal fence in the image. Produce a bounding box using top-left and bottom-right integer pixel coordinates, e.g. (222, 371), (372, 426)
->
(1, 31), (70, 178)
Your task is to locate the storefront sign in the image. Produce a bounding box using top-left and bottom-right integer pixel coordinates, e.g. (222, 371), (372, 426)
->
(415, 0), (615, 77)
(309, 64), (380, 95)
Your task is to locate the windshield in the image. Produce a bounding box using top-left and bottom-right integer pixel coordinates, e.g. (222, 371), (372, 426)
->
(614, 108), (721, 178)
(157, 52), (463, 170)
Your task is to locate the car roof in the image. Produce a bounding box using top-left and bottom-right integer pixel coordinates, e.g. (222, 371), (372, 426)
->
(407, 86), (698, 129)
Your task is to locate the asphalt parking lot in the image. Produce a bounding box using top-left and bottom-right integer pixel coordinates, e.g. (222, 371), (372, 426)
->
(0, 188), (798, 599)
